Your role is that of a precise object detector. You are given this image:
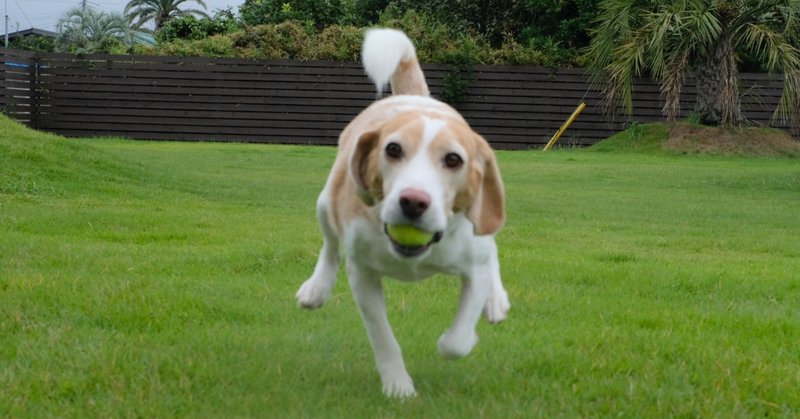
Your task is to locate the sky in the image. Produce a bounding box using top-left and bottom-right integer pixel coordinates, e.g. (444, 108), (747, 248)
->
(3, 0), (245, 34)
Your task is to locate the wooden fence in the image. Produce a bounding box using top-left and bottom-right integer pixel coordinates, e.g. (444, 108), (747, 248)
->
(0, 49), (39, 128)
(1, 47), (792, 149)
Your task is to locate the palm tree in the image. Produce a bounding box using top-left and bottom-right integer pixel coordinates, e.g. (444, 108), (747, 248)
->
(56, 7), (141, 53)
(586, 0), (800, 130)
(125, 0), (209, 31)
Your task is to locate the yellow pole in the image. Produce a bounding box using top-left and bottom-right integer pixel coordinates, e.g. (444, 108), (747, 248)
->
(543, 102), (586, 151)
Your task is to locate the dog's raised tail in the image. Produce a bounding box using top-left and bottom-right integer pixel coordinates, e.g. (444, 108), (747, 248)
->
(362, 29), (430, 97)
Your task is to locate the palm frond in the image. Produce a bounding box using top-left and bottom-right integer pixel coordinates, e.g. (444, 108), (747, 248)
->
(741, 21), (800, 124)
(586, 0), (636, 75)
(175, 8), (210, 19)
(602, 34), (648, 118)
(586, 0), (651, 119)
(740, 22), (800, 72)
(661, 49), (689, 123)
(680, 0), (720, 53)
(124, 0), (208, 29)
(56, 6), (141, 53)
(589, 0), (798, 128)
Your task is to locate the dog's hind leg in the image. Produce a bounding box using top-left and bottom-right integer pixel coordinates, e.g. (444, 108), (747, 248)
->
(296, 190), (340, 309)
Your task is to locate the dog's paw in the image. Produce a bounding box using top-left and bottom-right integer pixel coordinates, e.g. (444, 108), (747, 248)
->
(382, 374), (416, 398)
(484, 286), (510, 324)
(437, 330), (478, 360)
(295, 278), (332, 309)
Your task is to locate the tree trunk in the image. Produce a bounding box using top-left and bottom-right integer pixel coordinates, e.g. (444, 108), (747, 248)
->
(695, 36), (742, 126)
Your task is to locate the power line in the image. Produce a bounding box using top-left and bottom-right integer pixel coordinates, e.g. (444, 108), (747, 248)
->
(11, 0), (33, 27)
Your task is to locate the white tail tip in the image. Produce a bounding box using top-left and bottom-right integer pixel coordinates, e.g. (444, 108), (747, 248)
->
(362, 28), (417, 96)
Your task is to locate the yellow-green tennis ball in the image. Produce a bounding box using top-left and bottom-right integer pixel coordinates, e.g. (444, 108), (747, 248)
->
(386, 224), (434, 247)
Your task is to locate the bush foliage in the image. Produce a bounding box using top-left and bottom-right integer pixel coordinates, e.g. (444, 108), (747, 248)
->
(143, 8), (581, 67)
(139, 0), (596, 67)
(156, 9), (238, 43)
(7, 1), (596, 66)
(9, 35), (57, 53)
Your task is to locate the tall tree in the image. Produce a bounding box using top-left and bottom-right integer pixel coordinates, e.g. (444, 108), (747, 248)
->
(238, 0), (345, 28)
(370, 0), (598, 48)
(125, 0), (209, 30)
(517, 0), (599, 50)
(586, 0), (800, 129)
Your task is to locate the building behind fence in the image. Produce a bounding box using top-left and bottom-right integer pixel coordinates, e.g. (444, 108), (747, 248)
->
(0, 47), (792, 149)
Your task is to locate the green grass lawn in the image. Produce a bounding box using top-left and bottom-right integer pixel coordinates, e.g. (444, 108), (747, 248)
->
(2, 115), (799, 417)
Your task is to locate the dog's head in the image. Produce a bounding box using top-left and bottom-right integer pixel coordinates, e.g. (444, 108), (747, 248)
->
(351, 110), (504, 257)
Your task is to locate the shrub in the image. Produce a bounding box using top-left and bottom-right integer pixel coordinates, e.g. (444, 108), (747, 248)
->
(490, 38), (549, 66)
(436, 37), (483, 105)
(310, 25), (363, 61)
(239, 0), (347, 28)
(232, 25), (286, 58)
(145, 7), (585, 67)
(377, 7), (460, 63)
(231, 21), (310, 59)
(347, 0), (390, 26)
(156, 10), (238, 43)
(275, 20), (311, 57)
(9, 35), (56, 52)
(151, 35), (236, 58)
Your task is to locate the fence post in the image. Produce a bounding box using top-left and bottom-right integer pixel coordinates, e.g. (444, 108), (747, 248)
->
(29, 51), (39, 129)
(0, 47), (6, 116)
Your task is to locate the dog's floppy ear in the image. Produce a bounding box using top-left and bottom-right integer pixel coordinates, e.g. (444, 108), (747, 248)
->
(466, 136), (505, 235)
(350, 129), (383, 206)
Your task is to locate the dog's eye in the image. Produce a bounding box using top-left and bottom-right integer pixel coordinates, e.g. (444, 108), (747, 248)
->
(385, 142), (403, 159)
(443, 153), (463, 169)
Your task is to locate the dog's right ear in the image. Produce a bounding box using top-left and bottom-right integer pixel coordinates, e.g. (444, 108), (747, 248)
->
(350, 129), (383, 206)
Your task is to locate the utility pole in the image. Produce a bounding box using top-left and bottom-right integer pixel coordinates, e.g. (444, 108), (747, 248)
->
(82, 0), (87, 13)
(4, 0), (9, 48)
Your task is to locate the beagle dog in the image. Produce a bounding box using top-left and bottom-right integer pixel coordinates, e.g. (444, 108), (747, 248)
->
(295, 28), (510, 398)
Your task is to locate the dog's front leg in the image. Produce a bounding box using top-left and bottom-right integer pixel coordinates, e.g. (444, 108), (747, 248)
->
(437, 265), (491, 360)
(296, 192), (340, 309)
(483, 240), (510, 324)
(347, 263), (416, 398)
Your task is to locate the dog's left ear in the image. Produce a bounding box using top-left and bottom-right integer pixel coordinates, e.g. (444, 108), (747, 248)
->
(467, 136), (505, 235)
(350, 129), (382, 206)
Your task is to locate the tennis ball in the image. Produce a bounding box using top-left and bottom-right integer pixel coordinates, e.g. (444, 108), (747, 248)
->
(386, 224), (434, 247)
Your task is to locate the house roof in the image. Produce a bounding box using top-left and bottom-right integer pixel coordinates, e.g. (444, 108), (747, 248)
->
(3, 28), (59, 40)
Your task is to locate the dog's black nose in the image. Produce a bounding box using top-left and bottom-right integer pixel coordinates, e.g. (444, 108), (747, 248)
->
(399, 188), (430, 219)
